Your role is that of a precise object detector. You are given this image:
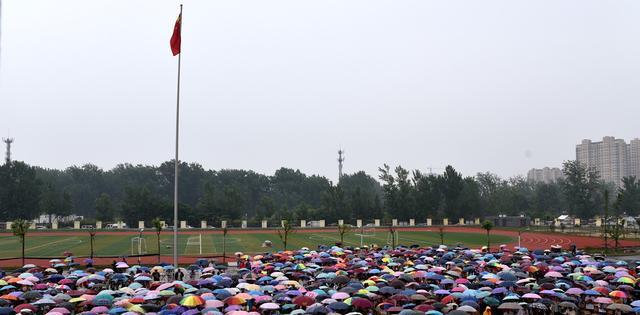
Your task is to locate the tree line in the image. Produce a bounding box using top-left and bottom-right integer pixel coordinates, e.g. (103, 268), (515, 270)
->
(1, 159), (639, 226)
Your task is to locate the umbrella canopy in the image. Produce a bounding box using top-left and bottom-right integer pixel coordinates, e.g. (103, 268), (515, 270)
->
(180, 295), (205, 307)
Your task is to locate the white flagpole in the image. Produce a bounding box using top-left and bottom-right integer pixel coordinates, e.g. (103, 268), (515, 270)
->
(173, 4), (183, 269)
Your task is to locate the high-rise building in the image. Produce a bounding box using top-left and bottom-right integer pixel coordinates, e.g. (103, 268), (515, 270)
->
(527, 167), (563, 184)
(576, 136), (640, 187)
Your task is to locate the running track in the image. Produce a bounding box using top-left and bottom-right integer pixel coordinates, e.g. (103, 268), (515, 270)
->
(0, 227), (638, 268)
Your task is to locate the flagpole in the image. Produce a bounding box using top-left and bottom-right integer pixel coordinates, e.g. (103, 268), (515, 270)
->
(173, 3), (183, 269)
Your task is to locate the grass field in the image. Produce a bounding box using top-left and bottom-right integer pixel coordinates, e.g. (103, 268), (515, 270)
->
(0, 230), (513, 259)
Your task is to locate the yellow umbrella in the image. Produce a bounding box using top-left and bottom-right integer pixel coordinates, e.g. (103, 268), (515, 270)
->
(128, 304), (147, 314)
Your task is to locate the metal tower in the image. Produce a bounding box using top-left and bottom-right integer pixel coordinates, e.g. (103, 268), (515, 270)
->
(337, 149), (345, 180)
(3, 137), (13, 164)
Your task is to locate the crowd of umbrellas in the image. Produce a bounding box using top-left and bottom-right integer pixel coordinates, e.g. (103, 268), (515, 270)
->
(0, 243), (640, 315)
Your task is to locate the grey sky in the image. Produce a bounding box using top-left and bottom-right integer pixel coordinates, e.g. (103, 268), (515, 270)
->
(1, 1), (639, 182)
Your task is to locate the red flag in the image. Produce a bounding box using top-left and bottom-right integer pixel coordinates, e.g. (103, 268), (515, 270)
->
(170, 13), (182, 56)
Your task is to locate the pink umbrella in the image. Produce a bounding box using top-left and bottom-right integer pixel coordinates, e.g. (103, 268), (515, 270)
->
(157, 283), (175, 291)
(227, 312), (249, 315)
(254, 296), (272, 303)
(522, 293), (541, 299)
(331, 292), (349, 300)
(566, 288), (584, 295)
(225, 305), (242, 312)
(260, 303), (280, 310)
(594, 297), (613, 304)
(206, 300), (225, 308)
(544, 271), (563, 278)
(49, 308), (71, 315)
(91, 306), (109, 313)
(17, 280), (34, 286)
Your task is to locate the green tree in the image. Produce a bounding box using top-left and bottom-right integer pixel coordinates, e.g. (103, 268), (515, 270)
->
(441, 166), (463, 220)
(220, 186), (244, 220)
(11, 219), (30, 266)
(152, 217), (163, 263)
(481, 220), (494, 250)
(340, 171), (383, 220)
(617, 177), (640, 215)
(532, 182), (565, 218)
(197, 182), (220, 223)
(95, 193), (115, 222)
(321, 184), (347, 222)
(39, 183), (60, 225)
(562, 160), (601, 218)
(476, 172), (502, 216)
(378, 164), (415, 220)
(0, 161), (42, 220)
(121, 186), (159, 226)
(413, 171), (442, 219)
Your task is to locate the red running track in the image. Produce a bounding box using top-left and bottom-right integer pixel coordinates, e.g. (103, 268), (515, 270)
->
(0, 227), (638, 268)
(435, 227), (640, 250)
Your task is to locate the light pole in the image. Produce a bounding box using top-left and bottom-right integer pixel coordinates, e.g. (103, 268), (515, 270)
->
(138, 228), (144, 265)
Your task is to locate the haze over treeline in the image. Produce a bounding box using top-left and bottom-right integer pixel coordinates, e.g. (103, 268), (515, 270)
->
(0, 160), (639, 226)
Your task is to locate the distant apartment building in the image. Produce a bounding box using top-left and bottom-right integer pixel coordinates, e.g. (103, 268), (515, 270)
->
(576, 137), (640, 187)
(527, 167), (564, 184)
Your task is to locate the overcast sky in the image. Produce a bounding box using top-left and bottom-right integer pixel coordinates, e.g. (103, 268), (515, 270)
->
(1, 1), (639, 182)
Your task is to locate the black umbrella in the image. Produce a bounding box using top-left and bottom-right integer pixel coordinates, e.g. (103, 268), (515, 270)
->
(497, 271), (517, 282)
(339, 287), (357, 294)
(306, 305), (329, 315)
(379, 287), (397, 295)
(328, 302), (350, 311)
(0, 307), (15, 315)
(141, 304), (161, 312)
(187, 265), (200, 271)
(21, 291), (42, 300)
(57, 302), (75, 311)
(332, 275), (350, 285)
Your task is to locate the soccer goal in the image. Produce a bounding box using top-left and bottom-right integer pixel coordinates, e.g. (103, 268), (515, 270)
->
(354, 227), (376, 247)
(131, 237), (148, 256)
(386, 229), (399, 247)
(185, 234), (203, 255)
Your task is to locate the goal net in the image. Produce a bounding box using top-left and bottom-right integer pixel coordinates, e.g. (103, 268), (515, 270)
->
(354, 228), (376, 247)
(386, 230), (399, 246)
(354, 228), (376, 237)
(185, 234), (203, 255)
(131, 237), (148, 256)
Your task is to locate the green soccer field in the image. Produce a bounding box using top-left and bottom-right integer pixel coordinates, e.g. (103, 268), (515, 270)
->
(0, 230), (513, 259)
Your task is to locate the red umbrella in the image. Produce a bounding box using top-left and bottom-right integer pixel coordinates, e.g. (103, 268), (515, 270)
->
(414, 304), (434, 312)
(15, 304), (38, 313)
(441, 295), (456, 304)
(292, 295), (315, 307)
(351, 298), (373, 309)
(390, 294), (410, 303)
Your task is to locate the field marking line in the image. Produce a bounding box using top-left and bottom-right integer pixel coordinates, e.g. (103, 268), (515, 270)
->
(25, 238), (81, 253)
